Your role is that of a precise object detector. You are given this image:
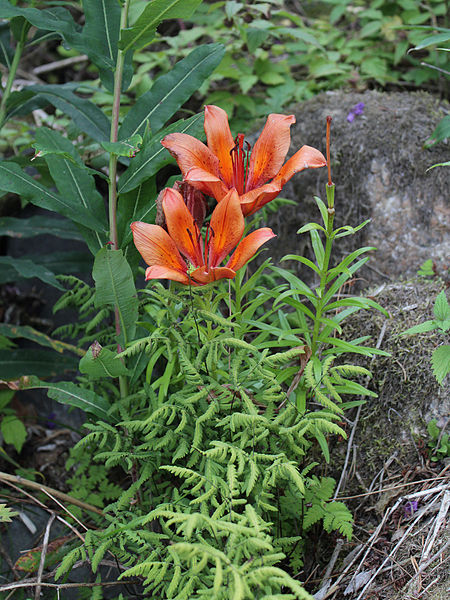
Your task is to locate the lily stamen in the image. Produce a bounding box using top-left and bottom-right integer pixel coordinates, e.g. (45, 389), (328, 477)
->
(230, 133), (250, 195)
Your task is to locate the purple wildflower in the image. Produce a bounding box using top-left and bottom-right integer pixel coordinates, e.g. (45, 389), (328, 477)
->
(404, 500), (418, 516)
(347, 102), (365, 123)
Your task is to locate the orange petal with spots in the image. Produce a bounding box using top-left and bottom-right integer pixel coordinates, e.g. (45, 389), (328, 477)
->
(191, 265), (236, 285)
(246, 113), (296, 190)
(208, 189), (244, 267)
(145, 265), (191, 284)
(162, 188), (203, 267)
(226, 228), (276, 272)
(184, 166), (229, 201)
(204, 105), (234, 188)
(162, 133), (221, 180)
(131, 221), (187, 273)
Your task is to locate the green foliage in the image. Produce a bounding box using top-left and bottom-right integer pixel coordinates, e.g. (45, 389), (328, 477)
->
(400, 290), (450, 385)
(0, 503), (18, 523)
(426, 419), (450, 462)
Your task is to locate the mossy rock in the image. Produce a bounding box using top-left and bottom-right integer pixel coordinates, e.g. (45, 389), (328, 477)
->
(338, 278), (449, 486)
(264, 90), (449, 285)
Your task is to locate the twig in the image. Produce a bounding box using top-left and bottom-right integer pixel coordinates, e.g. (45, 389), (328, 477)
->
(35, 513), (55, 600)
(40, 488), (88, 532)
(0, 579), (141, 592)
(337, 475), (449, 500)
(314, 539), (344, 599)
(33, 55), (88, 75)
(0, 471), (103, 516)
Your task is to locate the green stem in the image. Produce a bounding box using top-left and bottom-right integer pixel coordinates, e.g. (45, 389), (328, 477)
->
(0, 32), (26, 132)
(108, 0), (130, 250)
(108, 0), (130, 398)
(311, 184), (335, 356)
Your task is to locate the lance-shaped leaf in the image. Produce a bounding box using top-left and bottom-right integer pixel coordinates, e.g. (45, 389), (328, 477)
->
(0, 161), (106, 233)
(79, 343), (130, 379)
(118, 113), (204, 194)
(0, 215), (83, 240)
(9, 376), (112, 421)
(82, 0), (132, 92)
(0, 256), (65, 290)
(101, 135), (143, 158)
(119, 43), (225, 139)
(93, 248), (138, 348)
(0, 22), (13, 68)
(118, 178), (157, 250)
(34, 127), (108, 252)
(119, 0), (202, 52)
(0, 350), (78, 379)
(7, 84), (110, 142)
(0, 324), (84, 357)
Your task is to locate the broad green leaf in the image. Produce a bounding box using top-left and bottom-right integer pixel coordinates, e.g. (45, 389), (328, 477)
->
(0, 256), (64, 290)
(431, 345), (450, 385)
(119, 43), (225, 139)
(425, 115), (450, 147)
(92, 248), (138, 347)
(1, 415), (26, 453)
(0, 215), (83, 240)
(101, 135), (143, 157)
(36, 251), (92, 274)
(8, 84), (110, 142)
(14, 376), (112, 421)
(118, 113), (204, 193)
(433, 290), (450, 322)
(79, 344), (130, 379)
(0, 324), (83, 357)
(119, 0), (203, 53)
(0, 349), (78, 379)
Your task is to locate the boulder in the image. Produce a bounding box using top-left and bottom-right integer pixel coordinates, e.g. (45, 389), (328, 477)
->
(263, 91), (449, 285)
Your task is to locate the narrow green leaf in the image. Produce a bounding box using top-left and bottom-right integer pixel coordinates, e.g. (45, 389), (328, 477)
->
(0, 256), (64, 290)
(118, 113), (204, 193)
(431, 345), (450, 385)
(0, 22), (13, 69)
(0, 215), (83, 240)
(119, 43), (225, 138)
(411, 31), (450, 51)
(92, 248), (138, 347)
(0, 350), (78, 379)
(0, 324), (83, 357)
(118, 178), (157, 251)
(310, 229), (324, 269)
(119, 0), (203, 52)
(399, 320), (437, 336)
(9, 84), (110, 142)
(15, 376), (111, 421)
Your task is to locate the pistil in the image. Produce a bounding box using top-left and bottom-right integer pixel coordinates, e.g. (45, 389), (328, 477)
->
(230, 134), (251, 195)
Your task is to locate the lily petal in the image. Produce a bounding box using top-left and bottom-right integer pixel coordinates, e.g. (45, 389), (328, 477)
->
(162, 188), (203, 266)
(246, 114), (296, 190)
(131, 221), (187, 273)
(239, 145), (327, 216)
(191, 265), (236, 284)
(145, 265), (191, 284)
(204, 105), (234, 188)
(226, 228), (276, 271)
(185, 165), (229, 201)
(208, 189), (244, 267)
(162, 133), (221, 181)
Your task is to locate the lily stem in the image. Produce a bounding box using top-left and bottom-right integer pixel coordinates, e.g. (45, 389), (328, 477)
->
(0, 24), (28, 133)
(108, 0), (131, 399)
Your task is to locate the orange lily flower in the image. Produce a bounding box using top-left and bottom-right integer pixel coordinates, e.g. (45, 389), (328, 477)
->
(161, 105), (326, 216)
(131, 187), (275, 286)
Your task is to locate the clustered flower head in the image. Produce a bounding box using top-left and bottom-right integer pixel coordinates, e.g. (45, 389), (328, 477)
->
(131, 105), (326, 286)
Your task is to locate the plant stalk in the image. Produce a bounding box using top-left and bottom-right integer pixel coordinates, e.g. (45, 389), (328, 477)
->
(0, 32), (26, 132)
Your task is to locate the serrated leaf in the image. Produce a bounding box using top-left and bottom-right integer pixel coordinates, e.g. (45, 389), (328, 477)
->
(101, 135), (143, 158)
(433, 290), (449, 322)
(431, 345), (450, 385)
(400, 320), (437, 336)
(79, 344), (130, 379)
(0, 349), (78, 379)
(92, 248), (138, 348)
(119, 0), (202, 53)
(118, 113), (204, 193)
(120, 43), (224, 139)
(0, 503), (18, 523)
